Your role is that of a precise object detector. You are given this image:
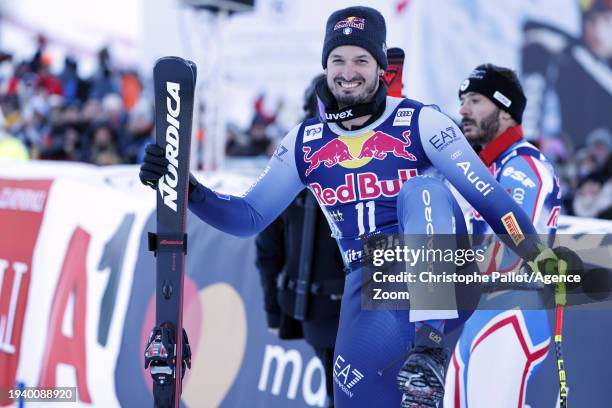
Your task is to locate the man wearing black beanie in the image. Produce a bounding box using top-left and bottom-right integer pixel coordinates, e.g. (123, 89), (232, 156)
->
(444, 64), (562, 407)
(140, 8), (571, 408)
(458, 63), (527, 148)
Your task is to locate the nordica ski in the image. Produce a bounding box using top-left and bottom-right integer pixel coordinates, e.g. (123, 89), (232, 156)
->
(144, 56), (196, 408)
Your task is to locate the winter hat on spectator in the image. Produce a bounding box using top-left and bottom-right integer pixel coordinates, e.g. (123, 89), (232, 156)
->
(459, 64), (527, 123)
(586, 128), (612, 151)
(322, 6), (388, 69)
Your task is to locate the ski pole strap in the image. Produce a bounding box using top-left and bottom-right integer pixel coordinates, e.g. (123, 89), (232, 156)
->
(148, 232), (188, 255)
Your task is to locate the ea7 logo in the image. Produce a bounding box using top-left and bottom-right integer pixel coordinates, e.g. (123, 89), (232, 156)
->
(429, 126), (459, 151)
(303, 123), (323, 143)
(393, 108), (414, 126)
(333, 355), (364, 398)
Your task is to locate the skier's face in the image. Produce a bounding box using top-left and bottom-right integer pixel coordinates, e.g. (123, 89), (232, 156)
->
(459, 92), (501, 147)
(325, 45), (383, 108)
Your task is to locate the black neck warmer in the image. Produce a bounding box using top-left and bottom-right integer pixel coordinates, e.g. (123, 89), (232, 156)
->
(315, 76), (387, 129)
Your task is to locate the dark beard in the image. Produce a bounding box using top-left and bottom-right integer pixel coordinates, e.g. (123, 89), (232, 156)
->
(333, 78), (378, 107)
(462, 108), (500, 147)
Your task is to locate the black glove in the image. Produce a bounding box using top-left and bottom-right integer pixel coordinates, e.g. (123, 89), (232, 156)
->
(526, 245), (584, 304)
(139, 143), (168, 189)
(397, 325), (449, 408)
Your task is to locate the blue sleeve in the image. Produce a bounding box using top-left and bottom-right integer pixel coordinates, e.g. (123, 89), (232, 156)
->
(498, 156), (550, 225)
(418, 107), (541, 259)
(188, 125), (305, 237)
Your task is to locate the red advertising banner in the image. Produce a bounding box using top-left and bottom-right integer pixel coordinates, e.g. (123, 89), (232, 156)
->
(0, 179), (52, 404)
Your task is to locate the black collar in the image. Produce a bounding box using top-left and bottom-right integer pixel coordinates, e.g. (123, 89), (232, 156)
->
(315, 77), (387, 128)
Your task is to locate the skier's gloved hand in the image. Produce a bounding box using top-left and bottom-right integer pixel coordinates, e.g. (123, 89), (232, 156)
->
(139, 143), (168, 189)
(397, 325), (449, 408)
(525, 245), (584, 304)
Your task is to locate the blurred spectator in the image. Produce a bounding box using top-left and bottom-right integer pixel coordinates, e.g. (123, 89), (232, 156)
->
(121, 70), (143, 112)
(89, 47), (119, 100)
(573, 173), (612, 219)
(0, 128), (28, 160)
(124, 95), (154, 163)
(36, 57), (63, 96)
(17, 95), (51, 154)
(226, 93), (284, 157)
(586, 127), (612, 177)
(89, 121), (121, 165)
(59, 56), (89, 105)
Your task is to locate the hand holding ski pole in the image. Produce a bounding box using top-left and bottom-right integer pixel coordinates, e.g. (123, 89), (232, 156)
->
(526, 246), (583, 408)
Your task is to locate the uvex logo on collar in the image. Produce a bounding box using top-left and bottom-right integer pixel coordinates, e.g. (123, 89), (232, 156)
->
(325, 109), (354, 121)
(334, 16), (365, 31)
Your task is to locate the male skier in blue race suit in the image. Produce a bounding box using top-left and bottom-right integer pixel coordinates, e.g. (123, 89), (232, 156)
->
(140, 6), (571, 408)
(444, 64), (562, 408)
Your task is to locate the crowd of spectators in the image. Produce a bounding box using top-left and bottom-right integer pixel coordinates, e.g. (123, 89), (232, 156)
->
(0, 36), (153, 165)
(541, 128), (612, 219)
(0, 36), (609, 219)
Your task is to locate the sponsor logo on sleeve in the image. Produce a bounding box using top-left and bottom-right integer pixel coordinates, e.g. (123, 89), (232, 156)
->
(429, 126), (459, 152)
(502, 166), (536, 188)
(501, 212), (525, 246)
(456, 161), (494, 197)
(450, 149), (462, 160)
(303, 123), (323, 143)
(392, 108), (414, 126)
(273, 144), (288, 161)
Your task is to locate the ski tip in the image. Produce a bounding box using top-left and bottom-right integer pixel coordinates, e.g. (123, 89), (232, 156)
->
(186, 60), (197, 80)
(387, 47), (405, 59)
(154, 56), (187, 65)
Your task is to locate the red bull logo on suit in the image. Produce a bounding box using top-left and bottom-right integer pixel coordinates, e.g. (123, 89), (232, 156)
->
(310, 169), (418, 205)
(302, 130), (416, 176)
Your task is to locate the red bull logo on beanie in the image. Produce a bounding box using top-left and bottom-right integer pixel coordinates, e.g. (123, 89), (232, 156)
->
(334, 16), (365, 31)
